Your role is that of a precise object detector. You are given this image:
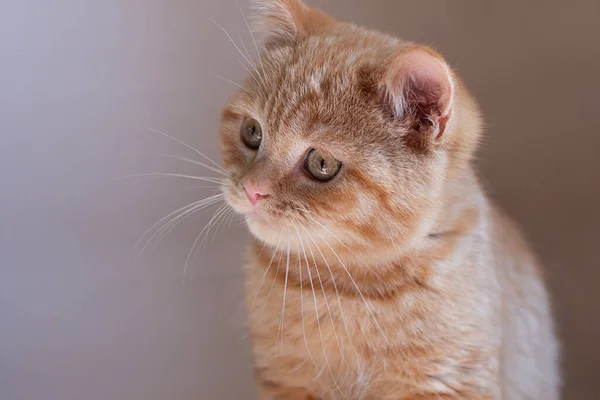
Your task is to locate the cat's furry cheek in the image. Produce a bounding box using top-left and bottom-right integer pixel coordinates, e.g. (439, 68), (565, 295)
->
(222, 181), (252, 215)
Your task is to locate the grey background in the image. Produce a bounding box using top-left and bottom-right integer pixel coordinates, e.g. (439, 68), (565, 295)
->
(1, 0), (598, 399)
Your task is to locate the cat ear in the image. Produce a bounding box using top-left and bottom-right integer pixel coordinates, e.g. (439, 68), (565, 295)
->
(381, 46), (455, 141)
(251, 0), (333, 46)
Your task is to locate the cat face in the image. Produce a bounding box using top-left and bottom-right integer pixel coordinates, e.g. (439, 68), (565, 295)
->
(219, 0), (479, 252)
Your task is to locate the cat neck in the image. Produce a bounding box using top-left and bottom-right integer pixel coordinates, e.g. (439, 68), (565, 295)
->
(252, 166), (487, 299)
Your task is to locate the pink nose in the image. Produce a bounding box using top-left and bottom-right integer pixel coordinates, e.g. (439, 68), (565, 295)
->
(243, 181), (270, 206)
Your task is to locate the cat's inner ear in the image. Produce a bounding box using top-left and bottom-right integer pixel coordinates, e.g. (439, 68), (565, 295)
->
(251, 0), (334, 46)
(381, 47), (455, 140)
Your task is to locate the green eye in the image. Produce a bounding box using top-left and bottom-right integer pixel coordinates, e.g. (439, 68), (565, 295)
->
(240, 117), (262, 150)
(304, 148), (342, 182)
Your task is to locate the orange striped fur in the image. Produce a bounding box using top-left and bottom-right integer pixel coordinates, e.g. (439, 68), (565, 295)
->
(219, 1), (559, 398)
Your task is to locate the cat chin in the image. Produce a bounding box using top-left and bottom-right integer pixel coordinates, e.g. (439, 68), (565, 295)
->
(245, 213), (277, 240)
(245, 214), (308, 248)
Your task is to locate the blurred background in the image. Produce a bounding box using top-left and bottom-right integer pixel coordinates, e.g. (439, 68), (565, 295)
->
(1, 0), (598, 399)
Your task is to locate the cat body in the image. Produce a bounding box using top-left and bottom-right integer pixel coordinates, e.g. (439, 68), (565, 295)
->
(246, 197), (557, 400)
(219, 1), (560, 398)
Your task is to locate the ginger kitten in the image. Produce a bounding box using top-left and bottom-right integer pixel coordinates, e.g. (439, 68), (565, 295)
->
(219, 0), (560, 398)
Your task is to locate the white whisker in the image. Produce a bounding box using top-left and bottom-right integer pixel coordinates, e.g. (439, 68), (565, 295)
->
(157, 195), (223, 238)
(160, 202), (215, 239)
(277, 235), (291, 354)
(302, 225), (360, 360)
(200, 204), (233, 249)
(236, 58), (260, 86)
(312, 228), (390, 346)
(294, 207), (316, 214)
(209, 18), (262, 81)
(237, 32), (254, 71)
(304, 229), (349, 370)
(123, 172), (224, 185)
(223, 206), (237, 230)
(216, 75), (251, 94)
(259, 240), (285, 325)
(252, 234), (282, 308)
(287, 359), (308, 374)
(136, 199), (206, 249)
(296, 208), (356, 256)
(197, 203), (231, 252)
(198, 202), (233, 251)
(135, 125), (228, 175)
(296, 229), (348, 399)
(135, 194), (224, 262)
(183, 203), (230, 279)
(183, 185), (222, 191)
(256, 240), (268, 261)
(154, 153), (229, 177)
(236, 33), (264, 88)
(235, 0), (266, 87)
(293, 226), (320, 370)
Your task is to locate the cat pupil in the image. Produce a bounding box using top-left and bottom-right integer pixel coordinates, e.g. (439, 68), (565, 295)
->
(320, 158), (325, 170)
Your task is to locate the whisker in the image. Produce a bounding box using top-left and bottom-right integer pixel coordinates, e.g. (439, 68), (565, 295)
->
(312, 228), (390, 346)
(295, 208), (356, 256)
(236, 32), (254, 71)
(123, 172), (224, 185)
(302, 225), (360, 360)
(223, 206), (238, 230)
(159, 200), (220, 238)
(236, 58), (261, 86)
(183, 203), (229, 279)
(135, 194), (224, 261)
(296, 229), (349, 399)
(221, 207), (237, 230)
(287, 359), (308, 374)
(252, 233), (282, 308)
(259, 239), (285, 325)
(256, 239), (268, 261)
(156, 194), (223, 238)
(304, 230), (349, 370)
(294, 207), (316, 215)
(154, 153), (229, 177)
(216, 75), (251, 94)
(183, 185), (222, 190)
(293, 226), (320, 370)
(277, 235), (291, 354)
(198, 203), (233, 250)
(136, 198), (217, 248)
(135, 125), (228, 175)
(197, 203), (231, 254)
(209, 18), (262, 80)
(235, 0), (266, 87)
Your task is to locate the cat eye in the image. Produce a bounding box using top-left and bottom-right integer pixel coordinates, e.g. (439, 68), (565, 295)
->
(240, 117), (262, 150)
(304, 148), (342, 182)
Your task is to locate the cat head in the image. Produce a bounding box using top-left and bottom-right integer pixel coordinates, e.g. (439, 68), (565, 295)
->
(220, 0), (481, 255)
